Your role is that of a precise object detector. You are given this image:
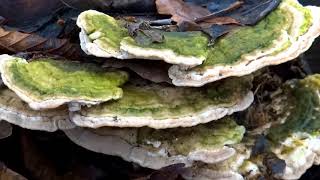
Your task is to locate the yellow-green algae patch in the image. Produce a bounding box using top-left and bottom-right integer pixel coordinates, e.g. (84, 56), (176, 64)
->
(79, 10), (209, 58)
(79, 11), (129, 52)
(80, 76), (252, 119)
(122, 31), (209, 58)
(286, 0), (313, 35)
(200, 9), (290, 67)
(137, 117), (245, 155)
(267, 74), (320, 142)
(3, 57), (128, 101)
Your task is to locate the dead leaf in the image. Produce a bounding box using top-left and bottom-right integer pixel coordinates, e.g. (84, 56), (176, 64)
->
(103, 60), (171, 84)
(0, 162), (27, 180)
(155, 0), (241, 41)
(126, 21), (164, 46)
(194, 1), (243, 24)
(156, 0), (210, 24)
(187, 0), (280, 25)
(158, 0), (280, 41)
(0, 0), (64, 33)
(0, 27), (83, 59)
(199, 17), (241, 26)
(60, 0), (156, 13)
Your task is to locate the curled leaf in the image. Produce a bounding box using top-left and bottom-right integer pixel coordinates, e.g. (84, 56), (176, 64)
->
(156, 0), (210, 23)
(61, 0), (156, 13)
(155, 0), (241, 40)
(0, 27), (82, 59)
(157, 0), (280, 40)
(0, 0), (64, 33)
(103, 60), (171, 83)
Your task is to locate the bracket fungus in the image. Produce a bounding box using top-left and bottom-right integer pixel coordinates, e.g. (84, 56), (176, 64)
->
(77, 10), (209, 66)
(224, 74), (320, 180)
(266, 74), (320, 179)
(178, 141), (252, 180)
(169, 0), (320, 86)
(1, 0), (320, 179)
(0, 88), (74, 132)
(71, 76), (253, 129)
(0, 54), (128, 110)
(77, 0), (320, 86)
(181, 169), (244, 180)
(64, 117), (245, 169)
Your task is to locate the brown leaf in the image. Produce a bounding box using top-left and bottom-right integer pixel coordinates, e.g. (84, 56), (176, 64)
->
(194, 1), (243, 23)
(156, 0), (210, 24)
(103, 60), (171, 84)
(0, 0), (64, 33)
(0, 27), (82, 59)
(155, 0), (240, 33)
(199, 17), (241, 27)
(0, 162), (27, 180)
(61, 0), (156, 14)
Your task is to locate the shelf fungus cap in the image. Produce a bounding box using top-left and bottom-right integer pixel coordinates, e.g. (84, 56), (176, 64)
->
(71, 76), (253, 129)
(77, 10), (208, 66)
(64, 117), (245, 169)
(181, 168), (244, 180)
(238, 74), (320, 180)
(0, 88), (75, 132)
(264, 74), (320, 180)
(0, 55), (128, 110)
(169, 0), (320, 86)
(77, 10), (131, 59)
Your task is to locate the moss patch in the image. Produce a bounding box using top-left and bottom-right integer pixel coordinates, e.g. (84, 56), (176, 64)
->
(81, 76), (252, 119)
(137, 117), (245, 155)
(4, 57), (128, 101)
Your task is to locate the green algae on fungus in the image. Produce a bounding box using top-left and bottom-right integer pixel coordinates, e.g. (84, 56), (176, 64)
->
(0, 88), (73, 132)
(234, 74), (320, 180)
(64, 116), (245, 169)
(0, 55), (128, 110)
(138, 117), (245, 156)
(120, 31), (209, 65)
(77, 10), (209, 66)
(268, 74), (320, 142)
(169, 0), (320, 86)
(123, 32), (208, 58)
(201, 8), (291, 66)
(71, 76), (253, 129)
(77, 10), (128, 56)
(190, 74), (320, 180)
